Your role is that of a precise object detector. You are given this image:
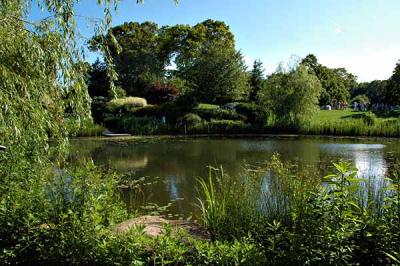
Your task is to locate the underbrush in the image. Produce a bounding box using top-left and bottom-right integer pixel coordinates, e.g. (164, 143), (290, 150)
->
(303, 117), (400, 137)
(75, 121), (105, 137)
(1, 146), (399, 264)
(197, 155), (400, 265)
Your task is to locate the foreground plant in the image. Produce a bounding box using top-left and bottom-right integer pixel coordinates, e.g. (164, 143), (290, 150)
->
(197, 157), (400, 265)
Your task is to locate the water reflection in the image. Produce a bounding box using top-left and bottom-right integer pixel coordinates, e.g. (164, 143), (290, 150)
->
(70, 137), (400, 217)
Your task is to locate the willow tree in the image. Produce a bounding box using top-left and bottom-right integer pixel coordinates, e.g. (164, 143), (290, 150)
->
(0, 0), (181, 152)
(259, 64), (322, 129)
(0, 1), (176, 264)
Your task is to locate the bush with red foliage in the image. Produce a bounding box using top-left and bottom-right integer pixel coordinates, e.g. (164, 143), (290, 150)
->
(148, 81), (180, 104)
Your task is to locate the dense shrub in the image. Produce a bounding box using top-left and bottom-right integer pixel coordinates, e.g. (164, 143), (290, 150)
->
(303, 117), (400, 137)
(208, 119), (249, 133)
(91, 96), (108, 124)
(118, 116), (164, 135)
(197, 157), (400, 265)
(75, 120), (105, 137)
(147, 81), (180, 104)
(178, 113), (203, 129)
(362, 112), (377, 125)
(197, 103), (220, 110)
(107, 97), (148, 112)
(235, 102), (267, 126)
(194, 107), (245, 121)
(109, 86), (127, 99)
(0, 158), (128, 265)
(132, 104), (162, 118)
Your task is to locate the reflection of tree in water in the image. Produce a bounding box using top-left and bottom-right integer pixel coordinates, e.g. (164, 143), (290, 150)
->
(69, 137), (400, 216)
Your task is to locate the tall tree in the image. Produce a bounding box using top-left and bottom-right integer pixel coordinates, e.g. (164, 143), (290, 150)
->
(259, 65), (322, 129)
(176, 41), (249, 104)
(386, 60), (400, 105)
(301, 54), (356, 107)
(353, 80), (388, 105)
(248, 59), (265, 102)
(87, 59), (111, 98)
(90, 21), (169, 97)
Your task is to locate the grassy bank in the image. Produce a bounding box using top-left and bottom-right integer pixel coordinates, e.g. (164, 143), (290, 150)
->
(92, 102), (400, 138)
(301, 110), (400, 137)
(1, 148), (399, 264)
(197, 156), (400, 265)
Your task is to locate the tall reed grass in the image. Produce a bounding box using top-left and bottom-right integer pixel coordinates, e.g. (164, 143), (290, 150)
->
(303, 118), (400, 137)
(197, 155), (400, 265)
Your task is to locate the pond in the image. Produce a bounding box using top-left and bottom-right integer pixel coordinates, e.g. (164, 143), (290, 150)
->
(70, 136), (400, 218)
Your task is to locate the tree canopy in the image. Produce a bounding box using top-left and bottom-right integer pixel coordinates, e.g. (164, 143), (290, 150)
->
(90, 19), (239, 103)
(175, 41), (249, 104)
(248, 59), (265, 102)
(301, 54), (356, 107)
(258, 64), (322, 129)
(386, 60), (400, 105)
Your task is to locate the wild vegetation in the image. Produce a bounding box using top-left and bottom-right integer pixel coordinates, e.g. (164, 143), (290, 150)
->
(85, 19), (400, 137)
(1, 0), (399, 264)
(198, 157), (400, 265)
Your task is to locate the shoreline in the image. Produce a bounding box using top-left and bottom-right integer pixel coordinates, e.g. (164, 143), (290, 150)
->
(71, 133), (400, 142)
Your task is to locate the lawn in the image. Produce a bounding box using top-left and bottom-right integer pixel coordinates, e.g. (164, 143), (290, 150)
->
(313, 109), (369, 122)
(306, 109), (400, 137)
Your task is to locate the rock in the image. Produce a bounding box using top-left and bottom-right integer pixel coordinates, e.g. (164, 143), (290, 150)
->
(113, 215), (210, 239)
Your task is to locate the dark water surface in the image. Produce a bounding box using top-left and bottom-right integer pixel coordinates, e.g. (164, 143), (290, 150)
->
(70, 136), (400, 218)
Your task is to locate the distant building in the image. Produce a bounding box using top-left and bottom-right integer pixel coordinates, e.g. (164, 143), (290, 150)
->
(321, 105), (332, 110)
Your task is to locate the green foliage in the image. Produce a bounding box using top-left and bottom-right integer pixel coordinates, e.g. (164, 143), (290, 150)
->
(353, 80), (387, 105)
(259, 64), (322, 129)
(208, 119), (249, 133)
(90, 96), (108, 124)
(362, 112), (377, 125)
(176, 41), (250, 104)
(352, 94), (370, 105)
(107, 97), (148, 112)
(303, 110), (400, 137)
(91, 21), (169, 97)
(248, 59), (265, 102)
(110, 86), (127, 99)
(235, 102), (267, 126)
(191, 238), (267, 265)
(0, 160), (128, 264)
(87, 59), (111, 98)
(197, 103), (220, 110)
(194, 106), (245, 121)
(111, 116), (164, 135)
(75, 120), (105, 137)
(386, 59), (400, 105)
(0, 1), (91, 153)
(302, 54), (356, 107)
(197, 157), (400, 265)
(132, 104), (163, 118)
(178, 113), (203, 128)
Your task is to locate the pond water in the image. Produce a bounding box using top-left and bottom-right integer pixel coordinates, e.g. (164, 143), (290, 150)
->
(70, 136), (400, 218)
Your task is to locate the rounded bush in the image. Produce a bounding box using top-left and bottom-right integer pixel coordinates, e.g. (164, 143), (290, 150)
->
(362, 112), (377, 126)
(107, 97), (147, 112)
(178, 113), (203, 128)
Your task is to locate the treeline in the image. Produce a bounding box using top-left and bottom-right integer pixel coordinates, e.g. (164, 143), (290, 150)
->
(86, 19), (400, 133)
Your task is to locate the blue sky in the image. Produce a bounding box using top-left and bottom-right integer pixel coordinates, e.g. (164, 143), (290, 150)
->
(31, 0), (400, 81)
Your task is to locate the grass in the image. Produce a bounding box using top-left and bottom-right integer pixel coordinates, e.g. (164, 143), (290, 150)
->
(313, 109), (365, 122)
(303, 109), (400, 137)
(197, 156), (400, 265)
(75, 122), (105, 137)
(197, 103), (220, 110)
(313, 109), (396, 123)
